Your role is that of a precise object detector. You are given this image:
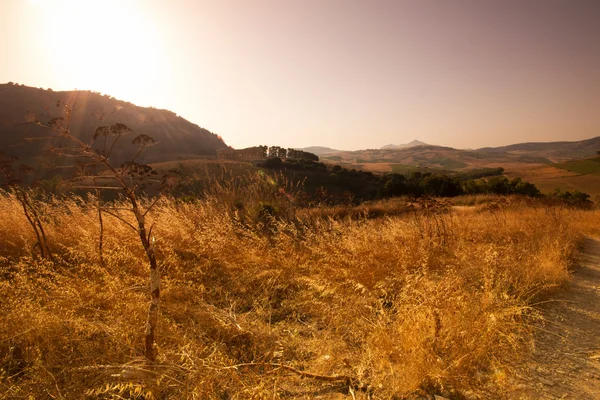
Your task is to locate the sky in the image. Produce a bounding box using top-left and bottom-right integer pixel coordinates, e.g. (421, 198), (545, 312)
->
(1, 0), (599, 150)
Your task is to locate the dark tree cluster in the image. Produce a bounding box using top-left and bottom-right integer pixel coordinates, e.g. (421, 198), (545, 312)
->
(286, 149), (319, 161)
(461, 176), (541, 197)
(380, 172), (463, 198)
(258, 160), (551, 204)
(267, 146), (287, 159)
(257, 145), (319, 161)
(547, 189), (593, 208)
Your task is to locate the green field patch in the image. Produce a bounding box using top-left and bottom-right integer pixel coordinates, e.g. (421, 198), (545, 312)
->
(433, 157), (468, 169)
(554, 157), (600, 175)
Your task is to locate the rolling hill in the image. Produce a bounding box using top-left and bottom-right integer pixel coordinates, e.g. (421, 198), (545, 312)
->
(477, 137), (600, 161)
(312, 136), (600, 175)
(0, 83), (228, 166)
(295, 146), (342, 155)
(318, 144), (554, 171)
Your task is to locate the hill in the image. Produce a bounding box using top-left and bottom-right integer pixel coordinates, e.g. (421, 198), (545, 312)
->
(0, 83), (227, 166)
(554, 155), (600, 175)
(319, 144), (553, 171)
(307, 137), (600, 173)
(381, 139), (429, 149)
(477, 137), (600, 161)
(295, 146), (342, 155)
(501, 156), (600, 199)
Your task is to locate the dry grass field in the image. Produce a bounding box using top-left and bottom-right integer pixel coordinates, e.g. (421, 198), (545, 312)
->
(1, 181), (599, 399)
(504, 164), (600, 199)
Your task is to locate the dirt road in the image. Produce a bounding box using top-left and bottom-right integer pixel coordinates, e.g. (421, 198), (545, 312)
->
(507, 237), (600, 399)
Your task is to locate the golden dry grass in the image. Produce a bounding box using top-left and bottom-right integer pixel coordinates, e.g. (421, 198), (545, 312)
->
(0, 186), (598, 399)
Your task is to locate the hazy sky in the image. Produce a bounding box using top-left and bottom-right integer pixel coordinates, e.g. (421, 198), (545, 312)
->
(1, 0), (599, 150)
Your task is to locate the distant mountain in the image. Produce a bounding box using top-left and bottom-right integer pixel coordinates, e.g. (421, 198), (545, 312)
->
(322, 136), (600, 170)
(296, 146), (342, 155)
(381, 140), (429, 149)
(319, 136), (600, 170)
(0, 83), (228, 166)
(477, 137), (600, 161)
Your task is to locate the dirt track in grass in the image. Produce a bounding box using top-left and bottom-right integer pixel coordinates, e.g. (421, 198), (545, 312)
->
(507, 236), (600, 399)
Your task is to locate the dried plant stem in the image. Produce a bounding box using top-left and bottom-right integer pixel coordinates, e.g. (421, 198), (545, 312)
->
(96, 189), (104, 265)
(34, 108), (162, 363)
(16, 188), (52, 261)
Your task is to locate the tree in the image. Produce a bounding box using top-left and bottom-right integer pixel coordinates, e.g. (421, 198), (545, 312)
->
(258, 145), (268, 158)
(421, 175), (463, 197)
(267, 146), (279, 158)
(268, 146), (288, 159)
(486, 176), (511, 195)
(510, 178), (541, 197)
(287, 148), (319, 161)
(382, 174), (406, 197)
(25, 101), (170, 363)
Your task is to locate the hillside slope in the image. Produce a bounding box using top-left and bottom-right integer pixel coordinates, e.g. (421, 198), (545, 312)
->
(477, 137), (600, 161)
(0, 83), (228, 165)
(296, 146), (342, 155)
(320, 145), (553, 170)
(309, 137), (600, 171)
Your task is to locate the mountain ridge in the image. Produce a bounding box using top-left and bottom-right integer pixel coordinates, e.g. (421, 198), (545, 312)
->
(381, 140), (429, 149)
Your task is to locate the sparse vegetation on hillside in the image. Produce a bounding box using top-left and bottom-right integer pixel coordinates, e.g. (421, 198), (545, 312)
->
(0, 179), (598, 398)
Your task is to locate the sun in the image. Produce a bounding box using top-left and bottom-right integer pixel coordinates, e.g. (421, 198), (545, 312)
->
(31, 0), (167, 105)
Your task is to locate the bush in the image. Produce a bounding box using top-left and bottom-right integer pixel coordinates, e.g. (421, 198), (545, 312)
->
(548, 189), (593, 209)
(262, 157), (283, 168)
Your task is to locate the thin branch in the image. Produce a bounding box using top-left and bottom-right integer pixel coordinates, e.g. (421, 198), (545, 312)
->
(130, 145), (146, 164)
(96, 189), (104, 265)
(16, 190), (46, 259)
(105, 133), (122, 160)
(146, 223), (155, 244)
(102, 209), (138, 232)
(143, 195), (163, 217)
(21, 136), (63, 142)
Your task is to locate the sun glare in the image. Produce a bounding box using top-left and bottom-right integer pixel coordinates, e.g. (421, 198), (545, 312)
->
(32, 0), (166, 105)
